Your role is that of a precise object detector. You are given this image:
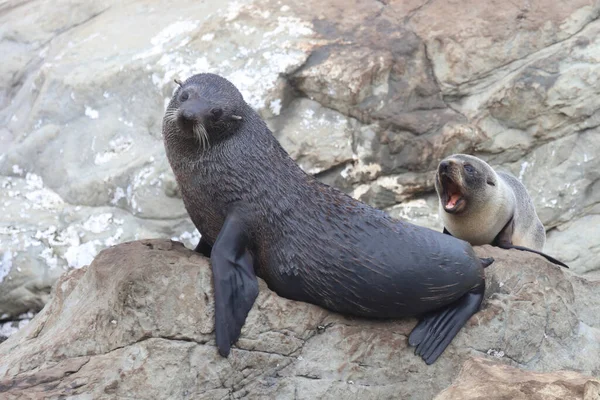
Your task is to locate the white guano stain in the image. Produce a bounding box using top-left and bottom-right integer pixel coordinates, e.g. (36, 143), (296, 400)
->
(518, 161), (529, 181)
(84, 106), (99, 119)
(0, 251), (13, 283)
(134, 20), (200, 60)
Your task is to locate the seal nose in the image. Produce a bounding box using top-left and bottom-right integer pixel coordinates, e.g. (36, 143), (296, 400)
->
(179, 99), (212, 123)
(439, 160), (451, 174)
(181, 109), (195, 121)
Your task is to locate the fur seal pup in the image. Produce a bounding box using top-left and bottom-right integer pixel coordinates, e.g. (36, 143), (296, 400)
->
(162, 73), (494, 365)
(435, 154), (568, 268)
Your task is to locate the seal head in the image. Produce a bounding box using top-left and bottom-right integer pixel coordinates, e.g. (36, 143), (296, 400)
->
(164, 74), (244, 150)
(435, 154), (568, 268)
(435, 155), (497, 215)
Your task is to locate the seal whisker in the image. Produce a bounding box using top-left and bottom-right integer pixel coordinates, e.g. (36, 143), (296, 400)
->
(201, 125), (208, 150)
(163, 108), (178, 125)
(193, 123), (210, 151)
(193, 124), (202, 148)
(203, 125), (210, 150)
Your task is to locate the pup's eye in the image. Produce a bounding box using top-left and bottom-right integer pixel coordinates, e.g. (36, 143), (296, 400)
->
(179, 91), (189, 102)
(211, 108), (223, 120)
(464, 164), (475, 174)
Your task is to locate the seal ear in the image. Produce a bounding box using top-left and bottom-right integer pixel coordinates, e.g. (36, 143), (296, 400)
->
(174, 78), (183, 87)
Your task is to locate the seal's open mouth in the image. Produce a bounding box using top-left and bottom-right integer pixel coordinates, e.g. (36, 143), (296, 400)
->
(440, 175), (466, 214)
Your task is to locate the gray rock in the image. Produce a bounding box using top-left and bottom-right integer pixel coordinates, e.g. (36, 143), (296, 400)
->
(546, 214), (600, 276)
(0, 240), (599, 399)
(271, 98), (356, 174)
(408, 0), (600, 95)
(385, 193), (443, 231)
(0, 173), (198, 318)
(0, 0), (316, 214)
(0, 313), (32, 344)
(501, 132), (600, 229)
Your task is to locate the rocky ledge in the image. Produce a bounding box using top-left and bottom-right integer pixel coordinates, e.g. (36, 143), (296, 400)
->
(0, 239), (598, 399)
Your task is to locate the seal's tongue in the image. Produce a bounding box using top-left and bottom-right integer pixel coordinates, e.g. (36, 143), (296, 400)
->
(443, 179), (462, 210)
(446, 193), (461, 208)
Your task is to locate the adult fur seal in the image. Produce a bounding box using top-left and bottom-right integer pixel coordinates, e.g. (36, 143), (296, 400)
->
(435, 154), (568, 268)
(163, 73), (494, 365)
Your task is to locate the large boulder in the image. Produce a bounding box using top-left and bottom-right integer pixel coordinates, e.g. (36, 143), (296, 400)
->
(0, 239), (598, 399)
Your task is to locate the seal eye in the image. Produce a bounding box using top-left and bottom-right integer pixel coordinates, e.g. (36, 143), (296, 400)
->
(179, 91), (189, 102)
(464, 164), (475, 174)
(211, 108), (223, 120)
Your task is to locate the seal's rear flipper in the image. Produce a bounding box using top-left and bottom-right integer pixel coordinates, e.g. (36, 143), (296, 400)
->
(211, 212), (259, 357)
(497, 243), (569, 269)
(408, 285), (484, 365)
(492, 217), (569, 269)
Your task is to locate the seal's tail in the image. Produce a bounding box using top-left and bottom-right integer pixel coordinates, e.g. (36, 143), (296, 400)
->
(408, 284), (485, 365)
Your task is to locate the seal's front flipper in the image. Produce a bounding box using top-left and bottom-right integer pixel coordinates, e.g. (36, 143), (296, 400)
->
(194, 236), (213, 257)
(211, 212), (259, 357)
(493, 217), (569, 269)
(408, 284), (484, 365)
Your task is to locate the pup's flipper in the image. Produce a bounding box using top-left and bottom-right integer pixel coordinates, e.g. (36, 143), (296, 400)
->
(494, 217), (569, 269)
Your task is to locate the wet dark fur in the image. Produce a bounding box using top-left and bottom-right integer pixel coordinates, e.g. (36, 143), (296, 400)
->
(163, 73), (490, 363)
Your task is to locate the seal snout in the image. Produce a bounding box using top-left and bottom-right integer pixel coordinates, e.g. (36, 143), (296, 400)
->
(438, 160), (451, 174)
(178, 98), (217, 125)
(180, 108), (197, 121)
(173, 91), (219, 149)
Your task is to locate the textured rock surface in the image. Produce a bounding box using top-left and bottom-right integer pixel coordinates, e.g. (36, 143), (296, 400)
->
(1, 0), (599, 334)
(435, 357), (600, 400)
(0, 239), (599, 399)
